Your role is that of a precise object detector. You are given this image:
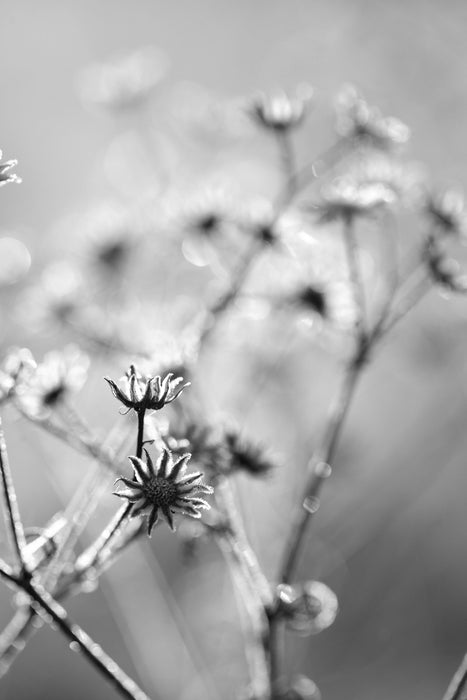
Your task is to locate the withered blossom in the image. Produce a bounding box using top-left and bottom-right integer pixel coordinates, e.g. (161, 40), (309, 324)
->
(105, 365), (189, 413)
(114, 448), (212, 535)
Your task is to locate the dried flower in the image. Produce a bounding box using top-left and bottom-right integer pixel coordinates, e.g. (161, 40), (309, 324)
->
(16, 346), (89, 417)
(276, 580), (338, 636)
(0, 151), (21, 186)
(312, 177), (395, 224)
(247, 85), (313, 132)
(114, 448), (213, 535)
(105, 365), (189, 413)
(336, 84), (410, 150)
(425, 188), (467, 238)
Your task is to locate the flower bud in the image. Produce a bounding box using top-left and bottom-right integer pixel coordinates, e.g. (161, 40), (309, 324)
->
(276, 580), (338, 636)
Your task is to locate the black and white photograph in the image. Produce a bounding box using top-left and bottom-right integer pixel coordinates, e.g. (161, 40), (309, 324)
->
(1, 2), (467, 699)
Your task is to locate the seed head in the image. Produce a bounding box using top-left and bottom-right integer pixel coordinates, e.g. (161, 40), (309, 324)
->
(114, 448), (213, 535)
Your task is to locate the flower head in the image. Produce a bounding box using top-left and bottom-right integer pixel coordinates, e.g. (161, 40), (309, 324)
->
(247, 85), (313, 132)
(276, 580), (338, 636)
(15, 346), (89, 417)
(114, 448), (213, 535)
(425, 187), (467, 239)
(312, 177), (395, 224)
(105, 365), (189, 412)
(336, 84), (410, 150)
(0, 151), (21, 187)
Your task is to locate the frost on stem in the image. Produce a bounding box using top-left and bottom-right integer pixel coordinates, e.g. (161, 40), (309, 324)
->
(114, 447), (213, 535)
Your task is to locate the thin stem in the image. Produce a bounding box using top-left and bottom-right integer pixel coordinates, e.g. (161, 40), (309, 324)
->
(77, 502), (133, 572)
(23, 579), (151, 700)
(0, 417), (28, 572)
(136, 409), (145, 459)
(442, 653), (467, 700)
(214, 477), (272, 698)
(342, 214), (368, 338)
(273, 137), (349, 214)
(279, 355), (364, 585)
(0, 558), (151, 700)
(17, 405), (120, 474)
(276, 130), (297, 201)
(0, 608), (36, 678)
(76, 408), (146, 574)
(217, 477), (272, 607)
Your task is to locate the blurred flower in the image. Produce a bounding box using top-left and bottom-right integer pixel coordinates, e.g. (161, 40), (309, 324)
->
(105, 365), (189, 412)
(16, 346), (89, 417)
(223, 428), (276, 477)
(247, 85), (313, 132)
(312, 177), (396, 224)
(21, 261), (83, 328)
(82, 204), (137, 272)
(276, 580), (338, 636)
(238, 199), (284, 247)
(336, 84), (410, 150)
(79, 46), (168, 111)
(114, 447), (213, 535)
(0, 348), (36, 404)
(425, 187), (467, 238)
(0, 151), (21, 186)
(242, 230), (360, 335)
(424, 236), (467, 293)
(348, 154), (426, 206)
